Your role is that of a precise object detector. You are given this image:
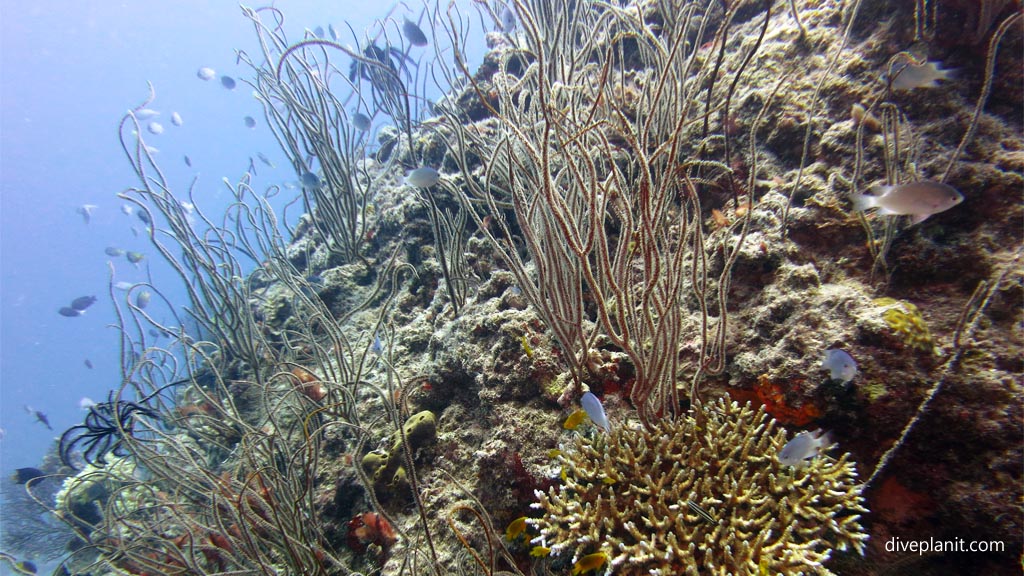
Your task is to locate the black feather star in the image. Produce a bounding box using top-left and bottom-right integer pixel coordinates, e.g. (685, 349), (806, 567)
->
(58, 381), (183, 471)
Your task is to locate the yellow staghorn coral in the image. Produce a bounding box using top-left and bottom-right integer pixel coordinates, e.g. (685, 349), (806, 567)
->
(530, 399), (868, 575)
(872, 297), (934, 352)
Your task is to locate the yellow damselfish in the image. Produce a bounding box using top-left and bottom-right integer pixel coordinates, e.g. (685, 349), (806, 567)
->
(505, 516), (528, 541)
(530, 546), (551, 557)
(572, 552), (608, 574)
(563, 409), (587, 430)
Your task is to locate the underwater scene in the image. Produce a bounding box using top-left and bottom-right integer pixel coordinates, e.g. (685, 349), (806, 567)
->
(1, 0), (1021, 574)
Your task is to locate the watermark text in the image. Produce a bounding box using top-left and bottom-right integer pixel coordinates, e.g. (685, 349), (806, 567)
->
(886, 537), (1004, 555)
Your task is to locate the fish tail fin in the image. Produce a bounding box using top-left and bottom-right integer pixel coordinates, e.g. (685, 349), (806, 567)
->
(937, 67), (959, 82)
(851, 184), (892, 212)
(818, 430), (834, 451)
(851, 189), (883, 212)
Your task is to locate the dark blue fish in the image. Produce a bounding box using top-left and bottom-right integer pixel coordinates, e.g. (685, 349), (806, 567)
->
(84, 359), (93, 369)
(244, 116), (256, 128)
(70, 295), (97, 311)
(137, 210), (151, 226)
(126, 251), (145, 264)
(11, 467), (45, 485)
(104, 247), (125, 257)
(301, 172), (322, 189)
(257, 152), (275, 168)
(352, 112), (372, 132)
(403, 17), (429, 47)
(32, 410), (51, 430)
(184, 155), (192, 167)
(58, 307), (82, 317)
(221, 75), (237, 90)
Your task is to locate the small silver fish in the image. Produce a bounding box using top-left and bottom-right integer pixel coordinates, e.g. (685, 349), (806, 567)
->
(778, 430), (831, 468)
(76, 204), (97, 224)
(136, 290), (152, 309)
(197, 67), (216, 81)
(821, 349), (857, 384)
(121, 204), (134, 216)
(581, 391), (610, 434)
(406, 167), (440, 188)
(500, 6), (516, 32)
(170, 112), (183, 127)
(105, 247), (125, 257)
(852, 180), (963, 224)
(147, 121), (164, 135)
(889, 60), (956, 91)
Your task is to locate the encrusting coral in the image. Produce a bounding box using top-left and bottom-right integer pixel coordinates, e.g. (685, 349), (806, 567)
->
(871, 298), (934, 353)
(531, 399), (867, 575)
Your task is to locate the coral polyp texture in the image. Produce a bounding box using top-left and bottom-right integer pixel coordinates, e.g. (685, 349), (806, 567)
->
(531, 399), (868, 575)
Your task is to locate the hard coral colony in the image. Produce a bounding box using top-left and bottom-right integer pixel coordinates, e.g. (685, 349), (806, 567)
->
(531, 400), (867, 575)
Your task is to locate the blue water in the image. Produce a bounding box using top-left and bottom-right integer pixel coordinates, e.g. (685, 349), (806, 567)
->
(1, 0), (475, 518)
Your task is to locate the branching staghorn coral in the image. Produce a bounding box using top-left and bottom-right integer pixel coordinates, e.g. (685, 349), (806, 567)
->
(532, 399), (868, 575)
(436, 0), (768, 423)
